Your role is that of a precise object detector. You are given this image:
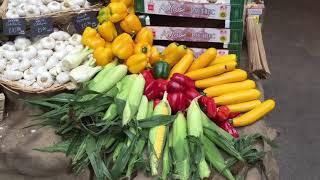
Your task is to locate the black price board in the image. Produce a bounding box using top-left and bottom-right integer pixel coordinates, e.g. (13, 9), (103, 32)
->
(30, 17), (54, 36)
(74, 12), (98, 33)
(2, 18), (26, 35)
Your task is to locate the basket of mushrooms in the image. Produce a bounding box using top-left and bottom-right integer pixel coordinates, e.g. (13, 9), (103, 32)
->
(0, 29), (92, 94)
(1, 0), (102, 22)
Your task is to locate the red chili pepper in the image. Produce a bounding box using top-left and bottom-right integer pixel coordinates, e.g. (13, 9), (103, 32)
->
(199, 96), (217, 119)
(185, 88), (201, 100)
(171, 73), (195, 89)
(229, 112), (241, 119)
(154, 99), (161, 108)
(218, 121), (239, 138)
(215, 106), (230, 123)
(167, 92), (189, 113)
(142, 70), (154, 86)
(167, 80), (185, 93)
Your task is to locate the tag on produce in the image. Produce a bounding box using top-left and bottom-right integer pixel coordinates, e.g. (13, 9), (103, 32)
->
(30, 17), (54, 36)
(2, 18), (26, 35)
(74, 12), (98, 33)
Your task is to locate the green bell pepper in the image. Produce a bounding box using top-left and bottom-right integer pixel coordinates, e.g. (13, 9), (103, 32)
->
(153, 61), (170, 79)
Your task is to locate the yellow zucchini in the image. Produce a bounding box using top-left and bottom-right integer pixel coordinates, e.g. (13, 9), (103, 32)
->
(210, 54), (236, 65)
(195, 69), (247, 89)
(187, 48), (217, 72)
(185, 61), (237, 80)
(214, 89), (261, 105)
(227, 100), (262, 113)
(169, 49), (194, 78)
(204, 80), (256, 97)
(232, 99), (275, 127)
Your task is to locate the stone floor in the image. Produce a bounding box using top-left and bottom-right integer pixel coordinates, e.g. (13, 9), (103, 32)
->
(262, 0), (320, 179)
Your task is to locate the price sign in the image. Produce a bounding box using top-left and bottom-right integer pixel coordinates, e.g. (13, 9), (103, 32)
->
(2, 18), (26, 35)
(74, 12), (98, 33)
(30, 17), (54, 36)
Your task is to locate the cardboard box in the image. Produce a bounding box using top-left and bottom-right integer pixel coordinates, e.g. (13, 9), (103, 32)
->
(135, 0), (245, 21)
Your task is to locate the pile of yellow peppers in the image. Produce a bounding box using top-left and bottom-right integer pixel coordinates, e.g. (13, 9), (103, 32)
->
(81, 0), (196, 74)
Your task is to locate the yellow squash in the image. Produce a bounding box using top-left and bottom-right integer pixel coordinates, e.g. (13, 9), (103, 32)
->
(97, 21), (117, 42)
(195, 69), (247, 89)
(214, 89), (261, 105)
(149, 46), (161, 65)
(185, 61), (237, 80)
(187, 48), (217, 72)
(227, 100), (262, 113)
(204, 80), (256, 97)
(93, 47), (114, 66)
(162, 43), (187, 66)
(169, 49), (194, 78)
(112, 33), (134, 60)
(126, 53), (148, 73)
(232, 99), (275, 127)
(134, 42), (151, 57)
(135, 27), (154, 45)
(120, 13), (142, 35)
(81, 27), (105, 49)
(210, 54), (236, 65)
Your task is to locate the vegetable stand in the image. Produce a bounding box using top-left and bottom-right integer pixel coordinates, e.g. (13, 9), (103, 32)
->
(0, 0), (278, 180)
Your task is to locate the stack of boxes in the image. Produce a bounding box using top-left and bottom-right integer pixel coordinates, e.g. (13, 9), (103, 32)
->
(135, 0), (246, 58)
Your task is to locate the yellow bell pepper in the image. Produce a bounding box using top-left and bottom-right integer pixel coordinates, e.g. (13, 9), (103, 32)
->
(97, 2), (128, 23)
(169, 49), (194, 77)
(105, 42), (112, 49)
(149, 46), (161, 65)
(93, 47), (114, 66)
(120, 13), (142, 35)
(126, 53), (148, 73)
(127, 6), (135, 14)
(134, 42), (151, 57)
(97, 21), (117, 42)
(162, 43), (187, 66)
(111, 0), (133, 7)
(135, 27), (153, 45)
(81, 27), (105, 49)
(112, 33), (135, 60)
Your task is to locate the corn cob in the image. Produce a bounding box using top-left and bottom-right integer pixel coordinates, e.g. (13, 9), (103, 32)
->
(172, 112), (190, 180)
(122, 74), (146, 125)
(136, 95), (149, 121)
(149, 94), (171, 176)
(103, 103), (117, 121)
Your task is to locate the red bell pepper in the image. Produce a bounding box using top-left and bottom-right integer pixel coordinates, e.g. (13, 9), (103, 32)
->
(185, 88), (201, 100)
(142, 70), (154, 87)
(167, 80), (185, 93)
(170, 73), (195, 89)
(144, 79), (167, 100)
(218, 121), (239, 138)
(167, 92), (189, 113)
(229, 112), (241, 119)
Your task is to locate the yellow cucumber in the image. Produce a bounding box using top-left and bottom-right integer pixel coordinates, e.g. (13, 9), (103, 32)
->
(195, 69), (247, 89)
(210, 54), (236, 65)
(214, 89), (261, 105)
(227, 100), (262, 113)
(185, 61), (237, 80)
(204, 80), (256, 97)
(187, 48), (217, 72)
(232, 99), (275, 127)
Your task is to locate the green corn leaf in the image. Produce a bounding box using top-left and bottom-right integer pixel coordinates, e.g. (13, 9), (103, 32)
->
(33, 140), (71, 153)
(134, 115), (176, 128)
(24, 100), (61, 109)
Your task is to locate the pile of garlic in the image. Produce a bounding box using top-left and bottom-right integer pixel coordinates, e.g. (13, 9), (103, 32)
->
(6, 0), (93, 18)
(0, 30), (83, 89)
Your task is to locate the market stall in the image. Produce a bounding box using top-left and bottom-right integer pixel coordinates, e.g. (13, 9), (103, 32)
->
(0, 0), (278, 179)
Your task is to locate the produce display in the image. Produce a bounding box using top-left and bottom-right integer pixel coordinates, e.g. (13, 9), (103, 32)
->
(5, 0), (96, 18)
(0, 0), (276, 179)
